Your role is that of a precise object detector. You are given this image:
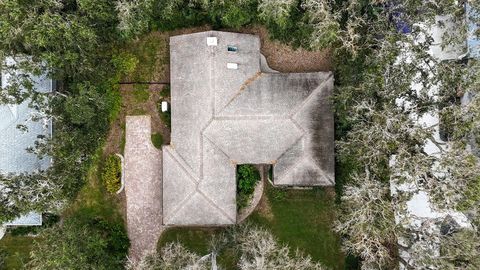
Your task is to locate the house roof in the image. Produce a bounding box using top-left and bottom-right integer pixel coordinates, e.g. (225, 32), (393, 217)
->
(0, 57), (52, 227)
(163, 31), (334, 226)
(467, 3), (480, 59)
(0, 57), (52, 174)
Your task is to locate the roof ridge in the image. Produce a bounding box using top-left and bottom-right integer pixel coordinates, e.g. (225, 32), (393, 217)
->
(197, 189), (236, 223)
(289, 72), (333, 119)
(305, 157), (335, 185)
(216, 72), (263, 115)
(164, 146), (199, 183)
(275, 134), (305, 163)
(163, 188), (197, 224)
(275, 156), (306, 185)
(201, 134), (233, 163)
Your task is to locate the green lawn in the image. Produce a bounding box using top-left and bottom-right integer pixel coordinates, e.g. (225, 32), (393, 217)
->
(157, 227), (221, 255)
(158, 183), (347, 269)
(132, 84), (150, 103)
(157, 227), (237, 269)
(0, 235), (37, 269)
(247, 185), (345, 269)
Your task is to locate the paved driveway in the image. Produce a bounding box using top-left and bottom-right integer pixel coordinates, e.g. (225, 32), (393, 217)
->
(125, 116), (163, 262)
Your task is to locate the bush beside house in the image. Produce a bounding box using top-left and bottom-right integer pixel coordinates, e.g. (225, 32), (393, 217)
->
(237, 165), (260, 210)
(102, 155), (122, 194)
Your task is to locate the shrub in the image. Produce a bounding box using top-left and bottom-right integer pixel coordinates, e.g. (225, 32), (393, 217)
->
(237, 165), (260, 209)
(151, 133), (163, 149)
(28, 210), (129, 269)
(0, 246), (7, 268)
(160, 85), (171, 98)
(102, 155), (122, 194)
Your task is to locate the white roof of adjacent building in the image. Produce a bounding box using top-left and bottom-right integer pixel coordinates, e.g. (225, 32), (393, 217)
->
(0, 57), (52, 174)
(5, 212), (42, 226)
(163, 31), (334, 226)
(1, 57), (52, 227)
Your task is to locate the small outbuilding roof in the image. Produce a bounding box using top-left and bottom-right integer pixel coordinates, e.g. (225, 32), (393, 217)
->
(163, 31), (334, 226)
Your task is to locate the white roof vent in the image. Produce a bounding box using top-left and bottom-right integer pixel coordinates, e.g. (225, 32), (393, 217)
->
(227, 63), (238, 70)
(206, 37), (217, 46)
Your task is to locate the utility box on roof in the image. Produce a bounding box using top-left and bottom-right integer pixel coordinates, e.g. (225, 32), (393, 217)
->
(227, 63), (238, 70)
(206, 37), (217, 46)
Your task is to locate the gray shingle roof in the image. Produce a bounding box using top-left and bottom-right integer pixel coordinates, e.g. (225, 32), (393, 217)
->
(163, 31), (334, 226)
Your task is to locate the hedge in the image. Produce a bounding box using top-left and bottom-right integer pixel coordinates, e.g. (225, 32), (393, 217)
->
(102, 155), (122, 194)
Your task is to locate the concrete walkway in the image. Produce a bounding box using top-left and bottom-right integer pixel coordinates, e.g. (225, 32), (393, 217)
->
(125, 116), (163, 262)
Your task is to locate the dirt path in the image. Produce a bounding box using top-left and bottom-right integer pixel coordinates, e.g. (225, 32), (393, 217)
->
(124, 116), (163, 262)
(238, 26), (332, 72)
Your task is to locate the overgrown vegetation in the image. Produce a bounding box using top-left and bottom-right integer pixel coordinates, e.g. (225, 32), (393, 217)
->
(0, 235), (37, 270)
(158, 183), (346, 269)
(236, 164), (260, 210)
(158, 103), (171, 128)
(154, 224), (327, 270)
(101, 155), (122, 194)
(27, 209), (129, 269)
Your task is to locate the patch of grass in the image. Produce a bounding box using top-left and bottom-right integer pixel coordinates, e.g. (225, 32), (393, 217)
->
(151, 133), (163, 149)
(156, 184), (345, 269)
(132, 84), (150, 103)
(157, 227), (237, 269)
(160, 85), (171, 98)
(131, 108), (147, 115)
(0, 235), (38, 269)
(124, 33), (168, 82)
(247, 185), (345, 269)
(120, 126), (126, 155)
(159, 110), (171, 128)
(158, 227), (218, 255)
(66, 149), (124, 224)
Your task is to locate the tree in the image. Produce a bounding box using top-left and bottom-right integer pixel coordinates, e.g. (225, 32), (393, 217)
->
(116, 0), (154, 39)
(234, 224), (325, 270)
(131, 243), (211, 270)
(257, 0), (295, 28)
(334, 170), (398, 269)
(0, 172), (63, 223)
(329, 1), (480, 268)
(134, 224), (325, 270)
(27, 210), (129, 270)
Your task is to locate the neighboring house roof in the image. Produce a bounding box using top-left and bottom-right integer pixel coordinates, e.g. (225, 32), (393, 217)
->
(163, 31), (334, 226)
(5, 212), (42, 226)
(421, 15), (467, 61)
(0, 57), (53, 227)
(467, 3), (480, 59)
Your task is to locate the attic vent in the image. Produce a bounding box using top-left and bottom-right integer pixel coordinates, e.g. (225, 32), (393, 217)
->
(207, 37), (217, 46)
(227, 63), (238, 70)
(227, 45), (237, 52)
